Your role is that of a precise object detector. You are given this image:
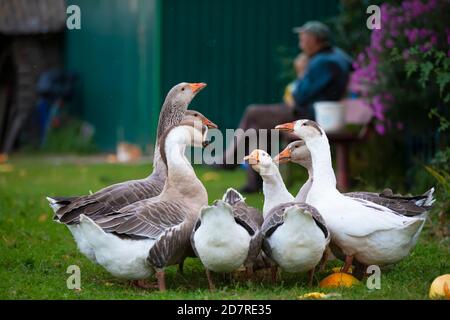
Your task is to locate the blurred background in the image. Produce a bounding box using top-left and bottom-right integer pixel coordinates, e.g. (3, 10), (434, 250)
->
(0, 0), (448, 219)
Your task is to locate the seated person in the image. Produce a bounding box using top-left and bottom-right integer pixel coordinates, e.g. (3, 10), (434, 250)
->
(217, 21), (353, 193)
(291, 21), (353, 118)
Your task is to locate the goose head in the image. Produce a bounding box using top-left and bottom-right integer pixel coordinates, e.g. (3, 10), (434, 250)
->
(275, 119), (324, 142)
(165, 82), (207, 107)
(160, 120), (211, 161)
(184, 110), (218, 129)
(243, 149), (278, 176)
(273, 140), (312, 169)
(179, 121), (211, 149)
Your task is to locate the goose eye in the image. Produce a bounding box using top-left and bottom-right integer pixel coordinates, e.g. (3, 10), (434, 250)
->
(295, 145), (298, 148)
(181, 87), (185, 91)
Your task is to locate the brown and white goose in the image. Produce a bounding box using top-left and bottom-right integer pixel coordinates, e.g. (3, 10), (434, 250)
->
(274, 140), (434, 214)
(47, 84), (210, 261)
(48, 82), (207, 225)
(75, 119), (210, 291)
(190, 188), (263, 290)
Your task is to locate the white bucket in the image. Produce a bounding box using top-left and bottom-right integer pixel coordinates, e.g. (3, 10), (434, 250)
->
(313, 101), (345, 132)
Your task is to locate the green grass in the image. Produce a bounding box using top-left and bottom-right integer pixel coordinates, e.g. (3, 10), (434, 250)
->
(0, 155), (448, 300)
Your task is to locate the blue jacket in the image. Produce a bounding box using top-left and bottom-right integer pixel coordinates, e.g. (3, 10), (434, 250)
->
(292, 46), (352, 119)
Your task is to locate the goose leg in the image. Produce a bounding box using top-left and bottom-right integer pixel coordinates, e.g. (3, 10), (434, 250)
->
(341, 255), (353, 274)
(270, 266), (278, 284)
(308, 269), (315, 287)
(245, 266), (254, 280)
(178, 261), (184, 275)
(156, 270), (166, 291)
(353, 261), (368, 280)
(131, 279), (158, 289)
(317, 248), (329, 273)
(206, 269), (216, 292)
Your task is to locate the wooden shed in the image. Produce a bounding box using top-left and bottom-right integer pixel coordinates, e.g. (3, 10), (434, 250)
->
(0, 0), (66, 152)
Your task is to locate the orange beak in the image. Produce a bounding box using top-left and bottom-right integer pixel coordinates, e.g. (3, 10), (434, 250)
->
(188, 82), (207, 94)
(202, 117), (218, 129)
(275, 122), (295, 132)
(273, 147), (291, 164)
(243, 150), (260, 165)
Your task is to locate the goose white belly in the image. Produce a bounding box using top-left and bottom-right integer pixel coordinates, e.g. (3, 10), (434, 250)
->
(331, 219), (425, 266)
(48, 198), (98, 263)
(309, 196), (426, 266)
(194, 216), (251, 273)
(267, 210), (326, 273)
(67, 225), (97, 262)
(78, 215), (155, 279)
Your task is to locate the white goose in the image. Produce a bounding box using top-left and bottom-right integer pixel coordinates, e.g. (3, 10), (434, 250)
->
(74, 119), (210, 291)
(244, 149), (329, 284)
(276, 120), (430, 271)
(191, 188), (263, 290)
(274, 140), (435, 214)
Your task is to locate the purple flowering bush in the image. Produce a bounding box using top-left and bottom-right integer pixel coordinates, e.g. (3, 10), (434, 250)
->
(352, 0), (449, 135)
(350, 1), (449, 233)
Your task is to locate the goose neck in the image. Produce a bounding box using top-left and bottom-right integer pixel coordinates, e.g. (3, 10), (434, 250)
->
(151, 101), (186, 178)
(306, 136), (337, 192)
(261, 164), (294, 215)
(164, 128), (207, 204)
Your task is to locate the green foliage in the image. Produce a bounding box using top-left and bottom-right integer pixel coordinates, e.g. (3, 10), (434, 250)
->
(327, 0), (378, 57)
(42, 119), (97, 154)
(425, 166), (450, 196)
(343, 0), (449, 193)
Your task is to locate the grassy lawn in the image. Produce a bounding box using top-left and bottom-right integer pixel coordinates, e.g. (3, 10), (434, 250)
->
(0, 155), (448, 300)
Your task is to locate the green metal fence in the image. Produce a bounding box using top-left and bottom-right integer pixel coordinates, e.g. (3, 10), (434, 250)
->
(66, 0), (160, 150)
(161, 0), (339, 132)
(66, 0), (339, 150)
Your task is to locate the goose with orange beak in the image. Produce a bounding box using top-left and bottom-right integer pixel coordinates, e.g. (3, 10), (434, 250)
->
(244, 149), (329, 285)
(48, 82), (210, 264)
(185, 110), (218, 129)
(274, 119), (431, 272)
(273, 140), (312, 202)
(274, 140), (434, 214)
(76, 118), (210, 291)
(243, 149), (293, 216)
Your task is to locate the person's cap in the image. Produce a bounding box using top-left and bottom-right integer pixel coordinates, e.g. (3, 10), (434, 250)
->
(292, 21), (331, 43)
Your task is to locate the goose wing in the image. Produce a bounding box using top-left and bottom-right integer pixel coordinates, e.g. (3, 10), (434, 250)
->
(262, 202), (328, 238)
(96, 199), (186, 239)
(50, 176), (164, 225)
(261, 202), (329, 256)
(231, 202), (263, 265)
(97, 199), (193, 268)
(346, 188), (434, 217)
(332, 195), (425, 238)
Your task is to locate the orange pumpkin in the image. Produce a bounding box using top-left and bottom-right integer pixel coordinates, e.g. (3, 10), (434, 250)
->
(319, 272), (360, 288)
